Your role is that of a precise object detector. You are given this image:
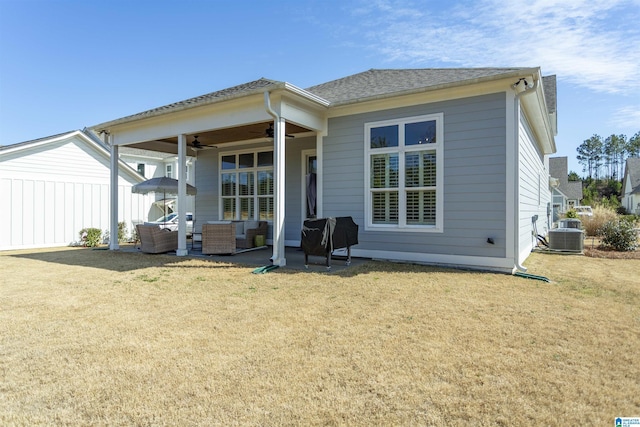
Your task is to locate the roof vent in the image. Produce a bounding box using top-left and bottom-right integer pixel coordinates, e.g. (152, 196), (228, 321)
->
(548, 228), (584, 253)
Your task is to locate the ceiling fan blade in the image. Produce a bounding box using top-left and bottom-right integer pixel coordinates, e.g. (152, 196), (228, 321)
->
(264, 123), (294, 138)
(191, 135), (216, 150)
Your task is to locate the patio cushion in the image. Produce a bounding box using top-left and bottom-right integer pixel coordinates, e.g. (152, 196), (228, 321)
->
(235, 220), (268, 249)
(235, 221), (245, 236)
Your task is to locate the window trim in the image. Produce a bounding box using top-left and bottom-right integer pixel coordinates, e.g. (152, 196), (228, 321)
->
(218, 148), (274, 222)
(364, 113), (444, 233)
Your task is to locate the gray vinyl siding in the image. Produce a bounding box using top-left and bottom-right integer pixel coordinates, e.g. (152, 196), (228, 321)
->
(518, 114), (550, 262)
(193, 138), (315, 241)
(192, 148), (219, 230)
(322, 92), (508, 258)
(284, 137), (316, 241)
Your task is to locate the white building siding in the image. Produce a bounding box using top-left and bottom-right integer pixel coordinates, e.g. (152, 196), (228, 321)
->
(517, 114), (551, 264)
(1, 134), (148, 250)
(119, 151), (195, 221)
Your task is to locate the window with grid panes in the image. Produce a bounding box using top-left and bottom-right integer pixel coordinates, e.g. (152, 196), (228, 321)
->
(365, 114), (443, 231)
(220, 150), (274, 221)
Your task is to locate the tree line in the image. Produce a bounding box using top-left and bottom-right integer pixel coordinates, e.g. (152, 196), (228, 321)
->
(576, 131), (640, 180)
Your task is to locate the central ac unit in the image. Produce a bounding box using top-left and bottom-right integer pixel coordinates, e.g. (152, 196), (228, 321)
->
(548, 228), (584, 252)
(558, 218), (582, 229)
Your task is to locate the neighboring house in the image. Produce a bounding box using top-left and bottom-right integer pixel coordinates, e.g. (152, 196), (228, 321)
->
(93, 67), (557, 272)
(0, 130), (150, 250)
(549, 156), (583, 219)
(119, 146), (196, 220)
(621, 157), (640, 214)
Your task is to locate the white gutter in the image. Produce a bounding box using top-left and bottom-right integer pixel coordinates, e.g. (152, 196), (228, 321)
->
(512, 76), (539, 273)
(264, 90), (279, 121)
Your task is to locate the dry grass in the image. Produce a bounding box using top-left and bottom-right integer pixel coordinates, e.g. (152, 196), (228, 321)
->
(1, 247), (639, 426)
(580, 205), (620, 236)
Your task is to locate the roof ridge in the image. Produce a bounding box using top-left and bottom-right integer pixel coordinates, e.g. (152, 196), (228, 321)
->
(305, 67), (537, 105)
(0, 130), (79, 150)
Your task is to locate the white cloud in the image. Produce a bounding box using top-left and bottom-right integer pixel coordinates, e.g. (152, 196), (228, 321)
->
(610, 106), (640, 131)
(351, 0), (640, 93)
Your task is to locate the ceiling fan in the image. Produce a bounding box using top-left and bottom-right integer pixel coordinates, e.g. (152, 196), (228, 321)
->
(253, 123), (294, 139)
(190, 135), (216, 151)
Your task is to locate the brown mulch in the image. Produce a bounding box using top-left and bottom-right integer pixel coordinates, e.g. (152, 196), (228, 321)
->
(583, 236), (640, 259)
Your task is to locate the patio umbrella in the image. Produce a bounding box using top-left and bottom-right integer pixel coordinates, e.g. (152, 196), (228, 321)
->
(131, 176), (197, 196)
(132, 177), (197, 223)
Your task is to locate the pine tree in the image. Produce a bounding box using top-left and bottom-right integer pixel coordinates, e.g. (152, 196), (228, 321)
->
(628, 131), (640, 158)
(576, 134), (603, 179)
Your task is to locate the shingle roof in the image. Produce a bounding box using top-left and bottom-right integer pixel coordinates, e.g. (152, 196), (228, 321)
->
(549, 156), (568, 182)
(550, 157), (583, 201)
(542, 75), (557, 114)
(93, 78), (284, 131)
(625, 157), (640, 194)
(565, 181), (584, 201)
(92, 67), (556, 132)
(305, 68), (534, 105)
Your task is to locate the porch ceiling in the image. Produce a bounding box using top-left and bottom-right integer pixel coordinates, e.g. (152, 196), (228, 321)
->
(127, 121), (312, 155)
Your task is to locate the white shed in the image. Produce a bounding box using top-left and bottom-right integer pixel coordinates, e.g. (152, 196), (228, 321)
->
(0, 130), (150, 250)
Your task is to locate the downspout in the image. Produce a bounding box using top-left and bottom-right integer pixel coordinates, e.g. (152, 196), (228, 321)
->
(512, 77), (539, 272)
(264, 90), (278, 122)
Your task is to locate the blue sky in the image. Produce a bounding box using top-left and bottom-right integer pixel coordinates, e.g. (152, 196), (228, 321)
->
(1, 0), (639, 175)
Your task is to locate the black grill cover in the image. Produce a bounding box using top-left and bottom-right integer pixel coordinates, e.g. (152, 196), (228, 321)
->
(301, 217), (358, 257)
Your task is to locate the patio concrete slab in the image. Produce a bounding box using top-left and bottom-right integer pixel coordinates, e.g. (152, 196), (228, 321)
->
(123, 244), (369, 274)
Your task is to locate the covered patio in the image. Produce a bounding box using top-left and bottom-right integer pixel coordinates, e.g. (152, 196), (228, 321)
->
(93, 79), (330, 266)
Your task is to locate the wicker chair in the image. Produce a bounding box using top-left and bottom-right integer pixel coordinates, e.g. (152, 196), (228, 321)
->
(136, 224), (178, 254)
(202, 222), (236, 254)
(234, 221), (269, 249)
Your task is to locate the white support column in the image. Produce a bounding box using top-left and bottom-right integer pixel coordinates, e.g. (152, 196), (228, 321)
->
(315, 132), (323, 219)
(271, 116), (287, 266)
(176, 134), (188, 256)
(109, 135), (120, 250)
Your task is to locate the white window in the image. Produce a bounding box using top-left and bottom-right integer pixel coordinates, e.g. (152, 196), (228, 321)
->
(166, 164), (173, 178)
(137, 163), (145, 177)
(220, 150), (274, 221)
(365, 113), (444, 232)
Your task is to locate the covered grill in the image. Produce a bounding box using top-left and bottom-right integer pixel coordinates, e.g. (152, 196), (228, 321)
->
(301, 217), (359, 269)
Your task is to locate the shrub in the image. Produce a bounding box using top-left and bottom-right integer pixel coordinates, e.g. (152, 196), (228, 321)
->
(565, 209), (578, 219)
(118, 221), (127, 243)
(597, 219), (639, 252)
(581, 205), (618, 236)
(79, 228), (102, 247)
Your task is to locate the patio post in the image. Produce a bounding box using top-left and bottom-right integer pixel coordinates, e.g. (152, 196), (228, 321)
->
(272, 116), (287, 266)
(265, 92), (286, 266)
(176, 134), (188, 256)
(315, 131), (323, 219)
(108, 134), (120, 250)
